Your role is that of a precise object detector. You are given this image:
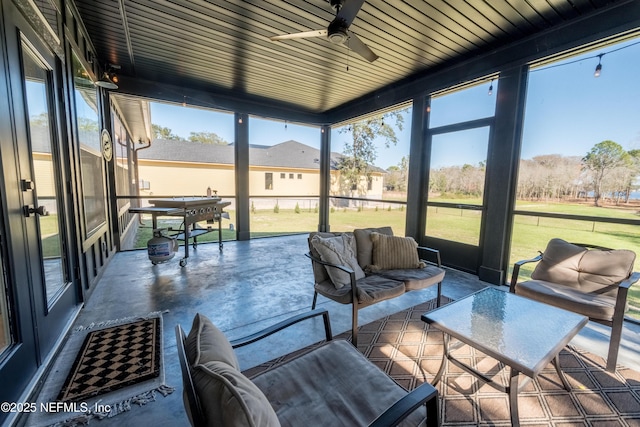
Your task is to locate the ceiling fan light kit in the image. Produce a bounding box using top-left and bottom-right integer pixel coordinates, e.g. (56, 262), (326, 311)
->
(270, 0), (378, 62)
(94, 63), (120, 90)
(95, 72), (118, 89)
(327, 18), (349, 44)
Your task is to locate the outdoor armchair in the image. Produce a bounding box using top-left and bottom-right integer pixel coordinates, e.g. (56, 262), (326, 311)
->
(175, 308), (439, 427)
(510, 238), (639, 372)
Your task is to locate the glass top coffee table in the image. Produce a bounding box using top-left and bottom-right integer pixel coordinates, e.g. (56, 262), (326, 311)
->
(421, 287), (588, 426)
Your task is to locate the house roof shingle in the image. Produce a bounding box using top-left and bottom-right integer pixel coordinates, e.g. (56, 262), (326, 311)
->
(137, 139), (385, 172)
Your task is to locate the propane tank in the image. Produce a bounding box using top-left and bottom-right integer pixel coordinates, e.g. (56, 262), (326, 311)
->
(147, 229), (178, 264)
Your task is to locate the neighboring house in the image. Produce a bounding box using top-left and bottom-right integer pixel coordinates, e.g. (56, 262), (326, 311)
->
(135, 139), (385, 206)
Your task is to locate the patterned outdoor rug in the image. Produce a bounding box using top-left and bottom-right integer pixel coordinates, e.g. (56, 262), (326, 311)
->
(28, 312), (173, 427)
(246, 297), (640, 426)
(57, 317), (161, 402)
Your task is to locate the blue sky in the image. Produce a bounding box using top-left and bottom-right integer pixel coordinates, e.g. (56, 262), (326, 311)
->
(150, 37), (640, 171)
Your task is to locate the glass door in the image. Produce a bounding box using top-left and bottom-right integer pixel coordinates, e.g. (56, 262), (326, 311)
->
(424, 82), (497, 273)
(19, 39), (77, 356)
(22, 45), (68, 305)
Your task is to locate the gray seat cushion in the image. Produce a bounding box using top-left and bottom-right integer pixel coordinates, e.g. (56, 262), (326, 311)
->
(515, 279), (617, 322)
(314, 275), (405, 305)
(377, 265), (445, 291)
(248, 340), (426, 427)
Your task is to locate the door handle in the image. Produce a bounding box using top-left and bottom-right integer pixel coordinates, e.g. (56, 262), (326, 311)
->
(23, 205), (49, 217)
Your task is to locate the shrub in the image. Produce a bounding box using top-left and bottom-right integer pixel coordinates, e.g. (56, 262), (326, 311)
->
(251, 201), (256, 213)
(330, 206), (335, 213)
(314, 203), (318, 213)
(295, 202), (301, 214)
(274, 203), (280, 213)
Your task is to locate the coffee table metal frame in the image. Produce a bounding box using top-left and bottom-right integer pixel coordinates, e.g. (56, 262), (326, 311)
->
(421, 287), (588, 426)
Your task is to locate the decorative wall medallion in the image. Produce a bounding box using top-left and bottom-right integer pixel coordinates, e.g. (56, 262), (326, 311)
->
(101, 129), (113, 161)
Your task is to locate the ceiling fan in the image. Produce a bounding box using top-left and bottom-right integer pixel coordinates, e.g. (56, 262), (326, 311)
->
(270, 0), (378, 62)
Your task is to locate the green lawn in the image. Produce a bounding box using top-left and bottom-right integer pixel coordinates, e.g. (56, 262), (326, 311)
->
(39, 214), (62, 258)
(129, 200), (640, 320)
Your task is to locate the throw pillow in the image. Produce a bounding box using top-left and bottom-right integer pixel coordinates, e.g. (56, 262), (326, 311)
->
(310, 234), (365, 288)
(370, 232), (425, 271)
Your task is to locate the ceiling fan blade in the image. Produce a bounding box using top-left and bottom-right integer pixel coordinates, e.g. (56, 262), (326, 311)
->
(345, 31), (378, 62)
(270, 29), (327, 41)
(337, 0), (366, 26)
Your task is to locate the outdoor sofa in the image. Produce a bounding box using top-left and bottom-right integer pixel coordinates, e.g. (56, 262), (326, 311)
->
(307, 226), (445, 346)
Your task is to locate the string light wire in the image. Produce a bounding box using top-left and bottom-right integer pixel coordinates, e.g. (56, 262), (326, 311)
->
(531, 39), (640, 73)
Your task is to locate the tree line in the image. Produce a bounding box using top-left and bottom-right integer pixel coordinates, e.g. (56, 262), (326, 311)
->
(425, 140), (640, 206)
(153, 117), (639, 207)
(152, 124), (229, 145)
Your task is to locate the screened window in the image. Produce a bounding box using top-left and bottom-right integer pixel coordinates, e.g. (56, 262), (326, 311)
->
(511, 37), (640, 320)
(329, 103), (412, 234)
(429, 80), (498, 128)
(72, 53), (105, 237)
(248, 116), (321, 238)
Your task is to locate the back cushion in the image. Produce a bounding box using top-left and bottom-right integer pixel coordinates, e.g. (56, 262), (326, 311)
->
(531, 239), (585, 288)
(193, 361), (280, 427)
(531, 238), (635, 296)
(185, 314), (281, 427)
(578, 246), (635, 294)
(185, 313), (240, 370)
(353, 226), (394, 268)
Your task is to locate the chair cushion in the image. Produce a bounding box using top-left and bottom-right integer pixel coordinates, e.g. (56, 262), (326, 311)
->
(515, 279), (617, 322)
(249, 340), (425, 427)
(353, 226), (394, 268)
(310, 233), (365, 289)
(377, 265), (445, 291)
(531, 238), (635, 296)
(185, 313), (240, 370)
(369, 233), (425, 271)
(314, 275), (405, 305)
(193, 360), (280, 427)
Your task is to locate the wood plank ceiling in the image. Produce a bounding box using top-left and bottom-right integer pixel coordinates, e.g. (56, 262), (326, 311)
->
(75, 0), (626, 116)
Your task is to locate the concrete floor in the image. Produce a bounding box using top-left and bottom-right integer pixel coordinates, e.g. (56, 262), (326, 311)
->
(28, 234), (640, 426)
